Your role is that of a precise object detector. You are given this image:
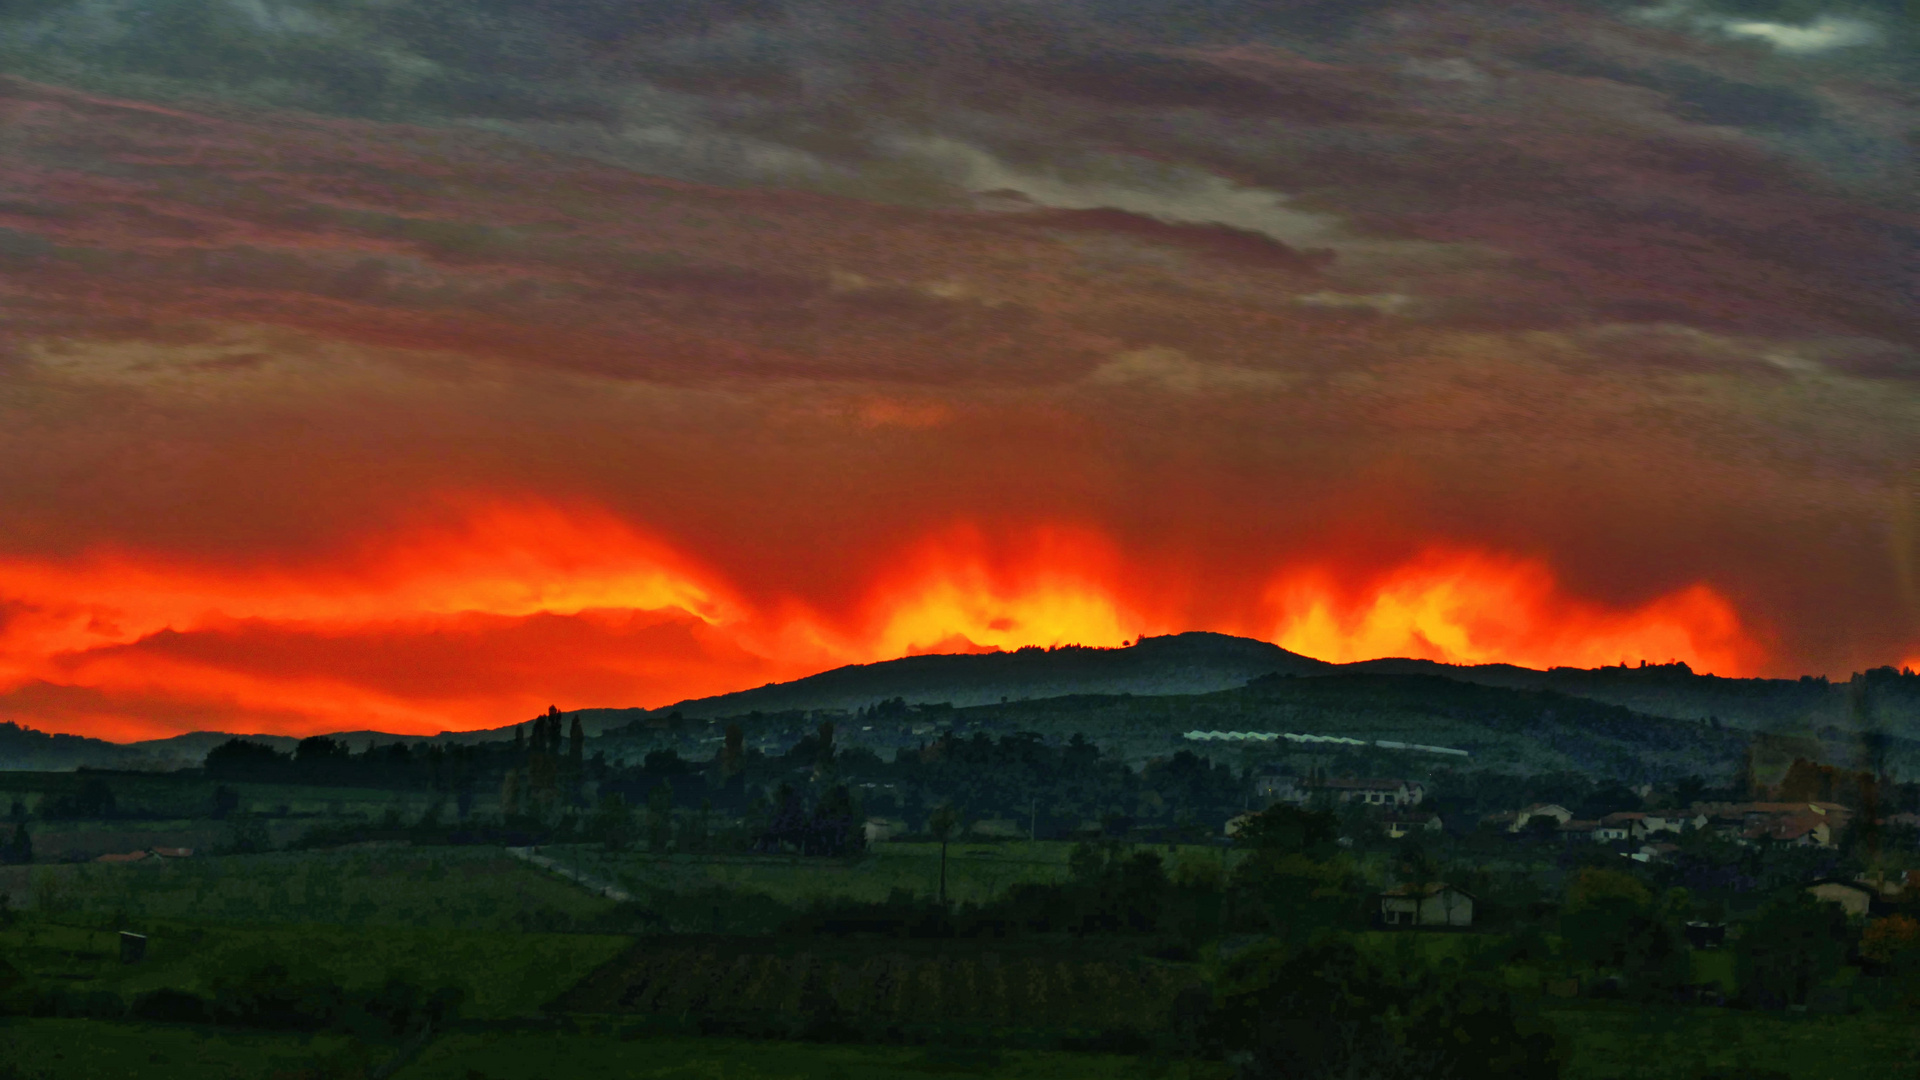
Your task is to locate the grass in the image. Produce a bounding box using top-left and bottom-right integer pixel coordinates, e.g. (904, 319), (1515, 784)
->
(0, 1017), (366, 1079)
(393, 1031), (1231, 1080)
(1551, 1004), (1920, 1080)
(0, 846), (618, 931)
(555, 935), (1202, 1037)
(0, 920), (630, 1019)
(569, 841), (1238, 910)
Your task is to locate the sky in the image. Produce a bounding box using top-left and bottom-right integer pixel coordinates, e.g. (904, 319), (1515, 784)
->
(0, 0), (1914, 741)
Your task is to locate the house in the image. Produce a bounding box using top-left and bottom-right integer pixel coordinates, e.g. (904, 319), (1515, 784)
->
(149, 847), (193, 859)
(1510, 804), (1573, 832)
(1312, 778), (1424, 807)
(1383, 813), (1443, 839)
(1806, 879), (1875, 918)
(94, 851), (148, 864)
(1748, 816), (1832, 848)
(1379, 883), (1474, 928)
(1639, 813), (1701, 836)
(862, 818), (907, 843)
(1593, 822), (1632, 843)
(1630, 842), (1679, 864)
(1560, 820), (1601, 841)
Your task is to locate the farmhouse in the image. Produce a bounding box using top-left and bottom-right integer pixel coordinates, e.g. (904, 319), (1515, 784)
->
(1509, 804), (1573, 832)
(1379, 883), (1474, 928)
(1383, 812), (1443, 839)
(1314, 778), (1424, 808)
(1559, 820), (1600, 841)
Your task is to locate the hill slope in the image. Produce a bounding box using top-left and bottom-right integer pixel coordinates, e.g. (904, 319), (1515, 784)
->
(645, 632), (1331, 720)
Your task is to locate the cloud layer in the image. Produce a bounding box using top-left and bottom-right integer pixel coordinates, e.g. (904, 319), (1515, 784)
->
(0, 0), (1913, 737)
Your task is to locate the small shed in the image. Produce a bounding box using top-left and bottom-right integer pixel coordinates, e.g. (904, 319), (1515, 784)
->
(118, 931), (147, 964)
(1379, 883), (1474, 928)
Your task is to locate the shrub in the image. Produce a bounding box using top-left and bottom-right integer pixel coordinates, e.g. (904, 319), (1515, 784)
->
(1210, 940), (1563, 1080)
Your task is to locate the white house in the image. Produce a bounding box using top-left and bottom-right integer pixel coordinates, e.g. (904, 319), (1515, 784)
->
(1509, 804), (1573, 832)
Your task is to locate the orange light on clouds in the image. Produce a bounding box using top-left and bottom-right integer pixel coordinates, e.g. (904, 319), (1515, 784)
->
(842, 524), (1159, 658)
(1267, 547), (1763, 676)
(0, 502), (1777, 740)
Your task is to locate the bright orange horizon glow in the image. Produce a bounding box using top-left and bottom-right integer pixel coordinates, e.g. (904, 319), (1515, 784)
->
(0, 501), (1781, 742)
(1267, 548), (1765, 676)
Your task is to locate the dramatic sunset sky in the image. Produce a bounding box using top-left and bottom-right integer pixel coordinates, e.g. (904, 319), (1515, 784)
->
(0, 0), (1914, 740)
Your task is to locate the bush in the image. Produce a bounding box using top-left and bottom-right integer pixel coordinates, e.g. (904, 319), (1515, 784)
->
(1210, 939), (1563, 1080)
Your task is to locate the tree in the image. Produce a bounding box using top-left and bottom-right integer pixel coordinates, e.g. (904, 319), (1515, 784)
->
(928, 804), (960, 905)
(295, 736), (348, 764)
(646, 781), (674, 853)
(1233, 804), (1339, 854)
(594, 793), (633, 852)
(1212, 940), (1562, 1080)
(0, 823), (29, 865)
(205, 739), (290, 781)
(1737, 894), (1850, 1008)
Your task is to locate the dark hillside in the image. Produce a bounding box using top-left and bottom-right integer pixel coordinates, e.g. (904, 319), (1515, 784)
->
(646, 632), (1331, 720)
(899, 673), (1755, 782)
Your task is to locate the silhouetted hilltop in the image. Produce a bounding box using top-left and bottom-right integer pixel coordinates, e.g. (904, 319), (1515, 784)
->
(644, 632), (1334, 720)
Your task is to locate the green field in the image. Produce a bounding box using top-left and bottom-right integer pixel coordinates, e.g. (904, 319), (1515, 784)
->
(0, 1018), (365, 1080)
(567, 841), (1239, 911)
(394, 1032), (1229, 1080)
(0, 920), (628, 1019)
(1552, 1005), (1920, 1080)
(557, 935), (1201, 1039)
(0, 846), (619, 930)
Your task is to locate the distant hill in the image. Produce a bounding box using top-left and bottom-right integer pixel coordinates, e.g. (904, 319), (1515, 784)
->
(1342, 658), (1920, 739)
(642, 632), (1332, 720)
(0, 722), (141, 771)
(5, 631), (1915, 772)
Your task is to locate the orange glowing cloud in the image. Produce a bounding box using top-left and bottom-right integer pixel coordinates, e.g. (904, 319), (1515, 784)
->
(831, 524), (1167, 659)
(1266, 547), (1764, 676)
(0, 501), (1777, 740)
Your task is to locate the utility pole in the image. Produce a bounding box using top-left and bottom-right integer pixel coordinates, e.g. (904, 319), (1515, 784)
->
(1029, 798), (1037, 844)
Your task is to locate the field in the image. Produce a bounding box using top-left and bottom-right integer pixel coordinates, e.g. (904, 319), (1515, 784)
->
(1552, 1005), (1920, 1080)
(2, 839), (1915, 1079)
(0, 920), (629, 1019)
(0, 846), (620, 931)
(0, 1018), (365, 1080)
(566, 840), (1238, 911)
(395, 1032), (1230, 1080)
(556, 935), (1202, 1040)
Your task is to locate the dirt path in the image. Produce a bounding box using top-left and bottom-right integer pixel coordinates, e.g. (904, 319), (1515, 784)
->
(505, 846), (634, 903)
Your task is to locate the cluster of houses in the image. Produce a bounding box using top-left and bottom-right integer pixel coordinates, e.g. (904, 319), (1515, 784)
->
(1480, 800), (1861, 861)
(1249, 773), (1447, 840)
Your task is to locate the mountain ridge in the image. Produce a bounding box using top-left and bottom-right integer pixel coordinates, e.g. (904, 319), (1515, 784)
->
(4, 632), (1915, 770)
